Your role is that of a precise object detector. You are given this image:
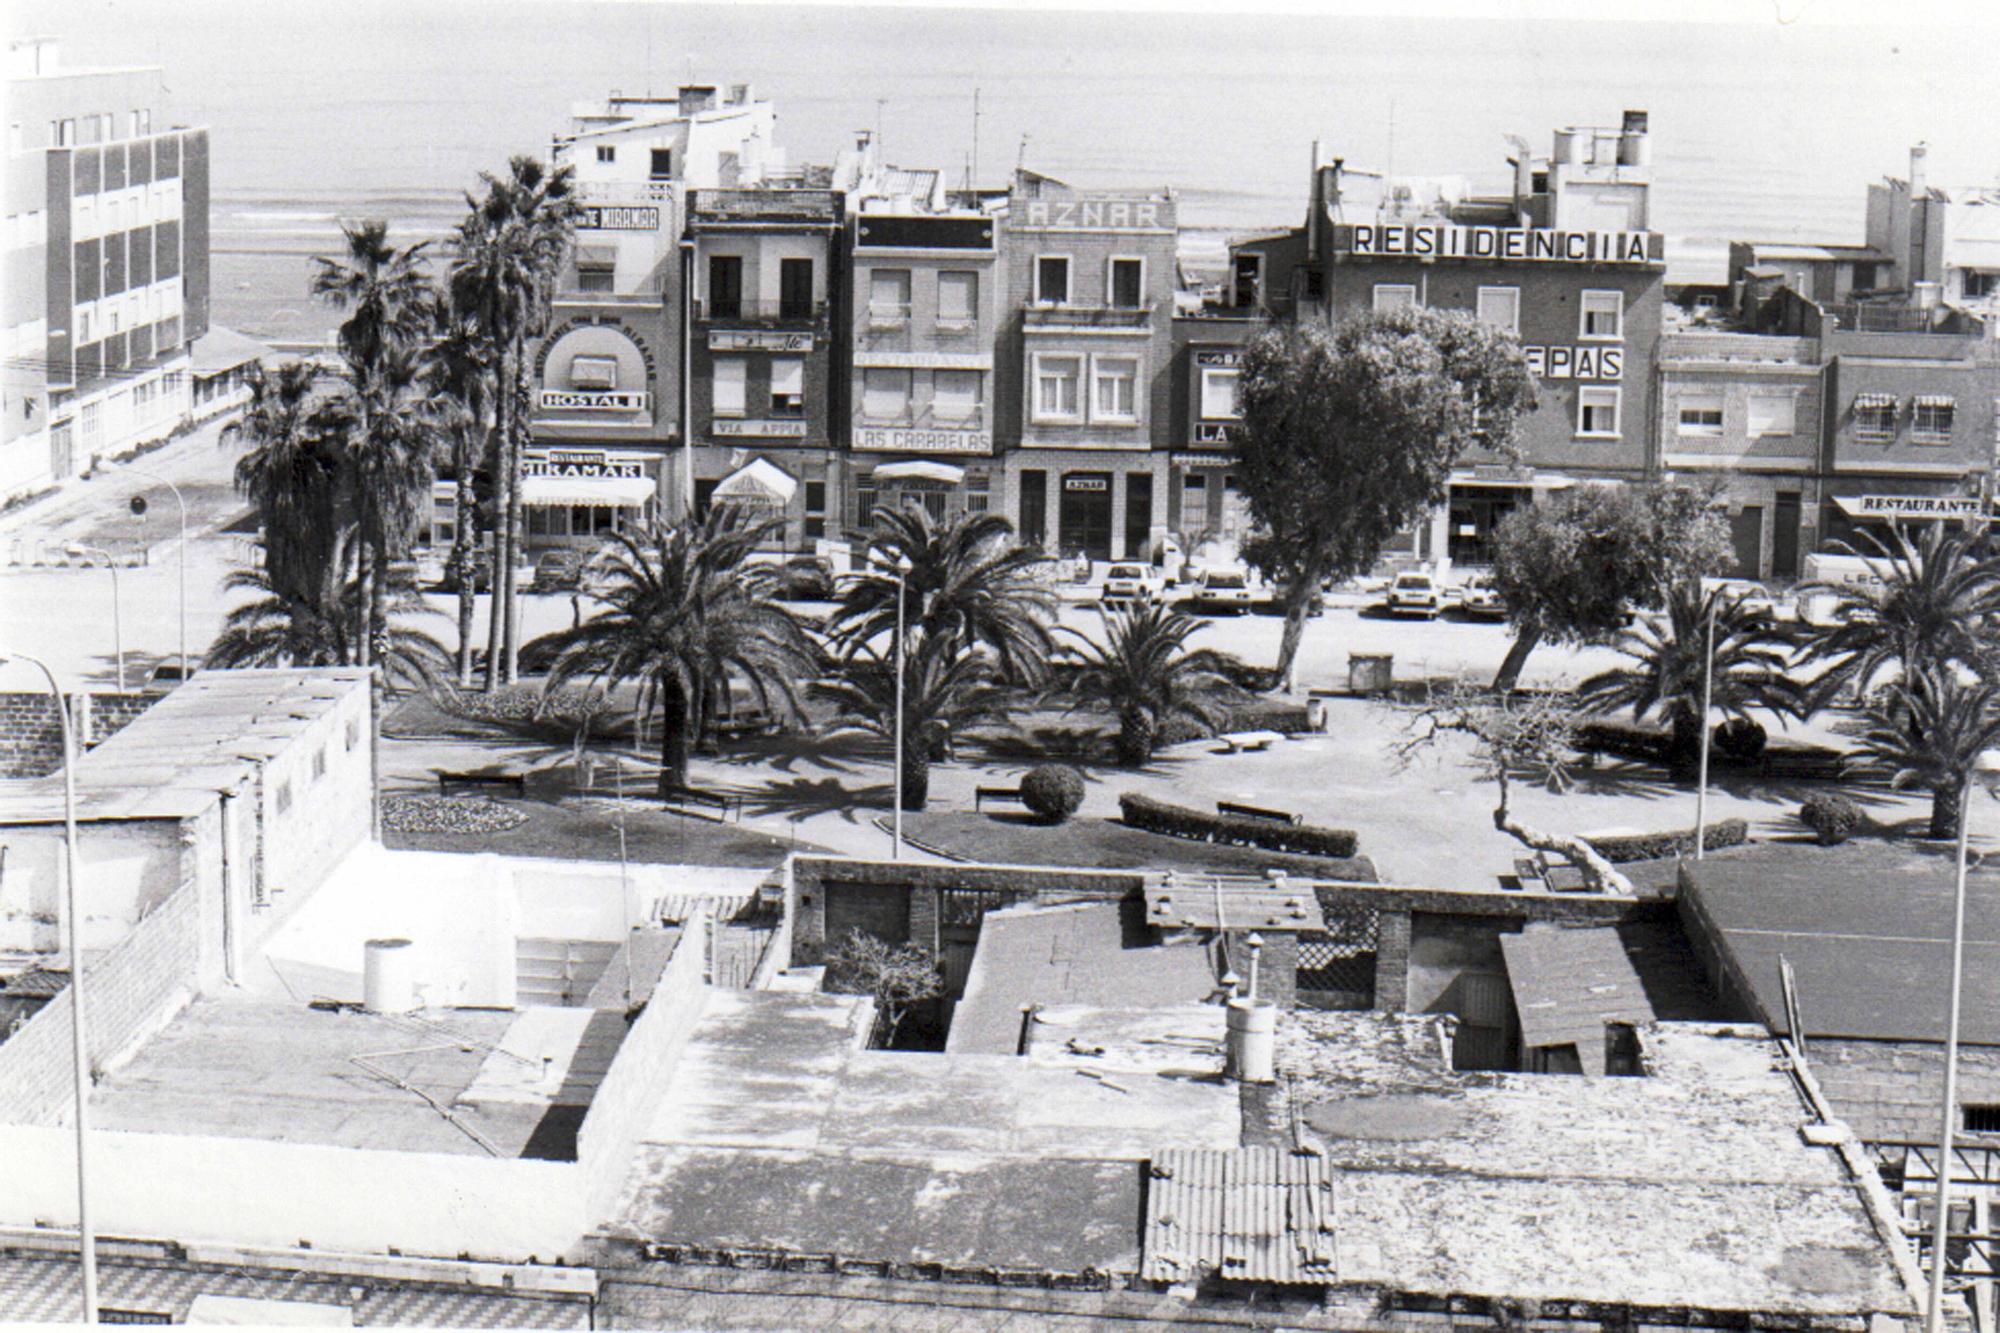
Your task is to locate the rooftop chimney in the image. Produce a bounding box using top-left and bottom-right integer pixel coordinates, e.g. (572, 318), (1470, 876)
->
(678, 84), (718, 115)
(1618, 109), (1651, 168)
(1910, 142), (1930, 197)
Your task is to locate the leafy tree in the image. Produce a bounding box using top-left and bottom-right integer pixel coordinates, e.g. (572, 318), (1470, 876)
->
(830, 506), (1056, 686)
(1799, 523), (2000, 704)
(1575, 582), (1810, 768)
(822, 930), (944, 1048)
(526, 506), (819, 795)
(814, 635), (1016, 810)
(1487, 483), (1734, 692)
(1398, 681), (1633, 895)
(1236, 308), (1538, 686)
(1063, 602), (1240, 766)
(1850, 665), (2000, 840)
(451, 157), (584, 687)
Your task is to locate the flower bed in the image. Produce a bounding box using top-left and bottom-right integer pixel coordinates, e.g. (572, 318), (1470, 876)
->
(382, 795), (530, 835)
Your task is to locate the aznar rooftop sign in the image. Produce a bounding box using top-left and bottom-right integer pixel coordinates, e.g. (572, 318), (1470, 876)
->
(1334, 223), (1662, 266)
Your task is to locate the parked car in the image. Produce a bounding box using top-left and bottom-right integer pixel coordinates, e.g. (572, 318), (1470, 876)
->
(1457, 576), (1506, 620)
(437, 550), (494, 595)
(1701, 576), (1781, 620)
(1386, 571), (1445, 619)
(1101, 563), (1166, 605)
(530, 548), (588, 593)
(1185, 567), (1254, 615)
(776, 556), (836, 601)
(143, 660), (197, 692)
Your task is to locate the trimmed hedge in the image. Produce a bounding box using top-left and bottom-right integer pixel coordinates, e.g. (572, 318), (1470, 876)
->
(1582, 817), (1749, 863)
(1577, 720), (1845, 780)
(1575, 721), (1674, 765)
(1119, 792), (1359, 859)
(1157, 700), (1314, 747)
(1020, 764), (1086, 823)
(1713, 717), (1767, 762)
(1800, 792), (1864, 846)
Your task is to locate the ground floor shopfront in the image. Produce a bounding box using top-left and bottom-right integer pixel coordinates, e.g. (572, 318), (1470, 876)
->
(1164, 452), (1253, 552)
(1001, 450), (1170, 564)
(1660, 468), (1816, 581)
(425, 443), (667, 560)
(687, 445), (839, 553)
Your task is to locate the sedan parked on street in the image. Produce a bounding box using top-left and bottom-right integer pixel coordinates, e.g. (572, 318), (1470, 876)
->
(1386, 571), (1446, 619)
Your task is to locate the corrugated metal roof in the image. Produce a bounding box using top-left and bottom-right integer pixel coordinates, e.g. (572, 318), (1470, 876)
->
(1499, 925), (1655, 1071)
(0, 668), (369, 825)
(1142, 1147), (1337, 1286)
(1144, 873), (1326, 933)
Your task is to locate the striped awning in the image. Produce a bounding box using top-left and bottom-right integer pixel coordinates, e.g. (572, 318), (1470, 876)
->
(521, 475), (654, 508)
(1915, 394), (1957, 409)
(1853, 392), (1896, 410)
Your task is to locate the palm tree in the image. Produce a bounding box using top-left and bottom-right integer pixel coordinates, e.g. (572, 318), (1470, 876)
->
(311, 220), (434, 373)
(1798, 523), (2000, 704)
(1851, 664), (2000, 839)
(426, 308), (496, 687)
(224, 361), (346, 606)
(526, 506), (819, 795)
(814, 637), (1017, 810)
(1576, 582), (1811, 769)
(451, 157), (584, 687)
(831, 506), (1057, 685)
(1064, 602), (1240, 766)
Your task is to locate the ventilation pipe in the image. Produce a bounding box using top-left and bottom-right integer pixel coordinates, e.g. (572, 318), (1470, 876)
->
(1618, 110), (1651, 167)
(1223, 934), (1276, 1083)
(362, 938), (418, 1014)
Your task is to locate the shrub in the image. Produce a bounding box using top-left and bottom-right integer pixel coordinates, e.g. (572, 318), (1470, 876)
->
(1019, 764), (1086, 823)
(1118, 792), (1359, 859)
(440, 685), (615, 732)
(1799, 792), (1864, 846)
(1582, 817), (1749, 863)
(1156, 700), (1313, 746)
(1574, 721), (1673, 765)
(1713, 717), (1767, 763)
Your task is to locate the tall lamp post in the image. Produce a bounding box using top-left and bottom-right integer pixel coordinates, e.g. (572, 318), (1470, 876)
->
(1694, 590), (1721, 860)
(1, 653), (98, 1322)
(891, 559), (908, 861)
(1926, 748), (2000, 1332)
(123, 465), (189, 684)
(65, 545), (123, 692)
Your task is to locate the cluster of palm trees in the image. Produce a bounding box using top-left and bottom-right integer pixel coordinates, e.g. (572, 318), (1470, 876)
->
(211, 157), (583, 690)
(528, 503), (1243, 802)
(1575, 524), (2000, 838)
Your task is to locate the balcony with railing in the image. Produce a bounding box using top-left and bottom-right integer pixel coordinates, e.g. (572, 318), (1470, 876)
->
(693, 297), (830, 332)
(1022, 302), (1156, 331)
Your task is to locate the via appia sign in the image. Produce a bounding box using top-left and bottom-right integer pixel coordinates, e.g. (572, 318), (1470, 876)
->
(1341, 224), (1655, 265)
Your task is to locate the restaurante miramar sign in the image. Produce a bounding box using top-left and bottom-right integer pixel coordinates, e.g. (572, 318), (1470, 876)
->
(1337, 224), (1657, 265)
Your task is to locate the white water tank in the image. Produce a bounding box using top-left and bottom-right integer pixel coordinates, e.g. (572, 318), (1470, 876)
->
(362, 938), (418, 1014)
(1225, 997), (1277, 1084)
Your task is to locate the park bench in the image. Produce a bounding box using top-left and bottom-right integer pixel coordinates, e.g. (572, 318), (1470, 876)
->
(712, 708), (773, 740)
(1216, 729), (1285, 754)
(1512, 853), (1592, 894)
(662, 784), (742, 822)
(976, 785), (1026, 812)
(436, 769), (527, 797)
(1216, 800), (1300, 825)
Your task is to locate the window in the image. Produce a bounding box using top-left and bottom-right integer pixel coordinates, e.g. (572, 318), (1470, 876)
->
(933, 369), (981, 422)
(649, 147), (673, 180)
(1577, 386), (1621, 438)
(804, 480), (826, 540)
(77, 308), (92, 343)
(1966, 1104), (2000, 1135)
(1913, 396), (1956, 443)
(1035, 255), (1071, 305)
(937, 270), (977, 327)
(770, 358), (805, 416)
(863, 368), (911, 422)
(707, 254), (742, 319)
(712, 356), (747, 416)
(1372, 284), (1416, 313)
(869, 268), (911, 323)
(1200, 366), (1241, 420)
(130, 109), (151, 137)
(779, 257), (814, 319)
(1109, 257), (1144, 309)
(1476, 286), (1520, 333)
(1032, 354), (1082, 421)
(275, 781), (292, 815)
(312, 746), (328, 781)
(1232, 254), (1262, 308)
(53, 118), (75, 147)
(570, 355), (618, 390)
(594, 144), (616, 164)
(1747, 392), (1796, 438)
(1092, 356), (1138, 422)
(1854, 394), (1897, 441)
(346, 718), (361, 751)
(1963, 270), (1998, 299)
(1850, 262), (1878, 292)
(1580, 290), (1624, 340)
(1678, 393), (1724, 435)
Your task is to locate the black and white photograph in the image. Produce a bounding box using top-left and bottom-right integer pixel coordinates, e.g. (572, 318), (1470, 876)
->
(1, 0), (1997, 1326)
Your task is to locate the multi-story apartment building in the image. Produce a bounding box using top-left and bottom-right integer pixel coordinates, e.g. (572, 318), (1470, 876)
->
(1165, 312), (1257, 549)
(504, 84), (782, 555)
(1232, 113), (1666, 569)
(846, 201), (1003, 532)
(1866, 144), (2000, 321)
(996, 172), (1178, 563)
(685, 186), (844, 548)
(2, 37), (209, 502)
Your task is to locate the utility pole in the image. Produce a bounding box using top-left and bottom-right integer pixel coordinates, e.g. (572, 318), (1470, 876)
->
(970, 87), (981, 190)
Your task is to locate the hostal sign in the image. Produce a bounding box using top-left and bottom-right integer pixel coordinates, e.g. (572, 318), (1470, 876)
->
(539, 389), (648, 413)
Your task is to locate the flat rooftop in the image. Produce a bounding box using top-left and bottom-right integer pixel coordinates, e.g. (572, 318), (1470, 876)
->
(94, 995), (625, 1159)
(1268, 1011), (1915, 1318)
(1682, 841), (2000, 1044)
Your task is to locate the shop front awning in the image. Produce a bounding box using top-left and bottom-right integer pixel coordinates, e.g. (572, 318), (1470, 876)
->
(1831, 493), (1987, 521)
(873, 460), (965, 486)
(1853, 392), (1896, 410)
(713, 457), (798, 504)
(522, 475), (656, 508)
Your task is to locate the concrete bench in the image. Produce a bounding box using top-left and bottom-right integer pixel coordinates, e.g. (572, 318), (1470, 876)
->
(663, 784), (742, 822)
(1217, 800), (1299, 825)
(975, 785), (1026, 812)
(436, 769), (528, 797)
(1216, 729), (1286, 754)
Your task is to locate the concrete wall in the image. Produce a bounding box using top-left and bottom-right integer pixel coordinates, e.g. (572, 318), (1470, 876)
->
(255, 678), (372, 910)
(1809, 1037), (2000, 1146)
(0, 876), (198, 1124)
(0, 817), (188, 954)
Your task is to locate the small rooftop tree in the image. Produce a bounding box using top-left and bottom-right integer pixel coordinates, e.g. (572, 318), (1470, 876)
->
(822, 930), (945, 1049)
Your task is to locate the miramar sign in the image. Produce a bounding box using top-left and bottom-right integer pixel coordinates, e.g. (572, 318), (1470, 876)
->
(1339, 224), (1657, 266)
(523, 449), (648, 480)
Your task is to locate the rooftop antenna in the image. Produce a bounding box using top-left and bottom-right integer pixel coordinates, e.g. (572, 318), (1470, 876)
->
(1017, 132), (1030, 171)
(970, 87), (981, 191)
(875, 98), (886, 156)
(1386, 98), (1396, 180)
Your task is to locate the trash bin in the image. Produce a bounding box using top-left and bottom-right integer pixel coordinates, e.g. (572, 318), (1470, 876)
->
(1305, 689), (1339, 732)
(1348, 653), (1394, 695)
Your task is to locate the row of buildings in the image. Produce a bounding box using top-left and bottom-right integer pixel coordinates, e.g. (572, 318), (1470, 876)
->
(495, 92), (2000, 579)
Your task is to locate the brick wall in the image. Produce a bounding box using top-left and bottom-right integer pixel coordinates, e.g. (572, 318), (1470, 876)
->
(0, 691), (157, 778)
(0, 878), (199, 1125)
(1807, 1037), (2000, 1146)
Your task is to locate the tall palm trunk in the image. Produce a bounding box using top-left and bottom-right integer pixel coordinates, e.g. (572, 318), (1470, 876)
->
(1117, 708), (1156, 767)
(1931, 778), (1964, 841)
(451, 428), (481, 686)
(484, 346), (514, 690)
(367, 523), (391, 669)
(656, 674), (692, 795)
(501, 351), (532, 683)
(899, 735), (931, 811)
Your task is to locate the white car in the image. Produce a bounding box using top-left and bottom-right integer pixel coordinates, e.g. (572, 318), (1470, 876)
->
(1185, 567), (1254, 615)
(1386, 572), (1445, 619)
(1458, 576), (1506, 620)
(1101, 563), (1165, 605)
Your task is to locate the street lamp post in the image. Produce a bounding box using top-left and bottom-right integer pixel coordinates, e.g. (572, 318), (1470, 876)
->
(1694, 592), (1720, 861)
(1925, 749), (2000, 1332)
(123, 465), (189, 684)
(891, 562), (907, 861)
(65, 546), (123, 692)
(1, 653), (98, 1323)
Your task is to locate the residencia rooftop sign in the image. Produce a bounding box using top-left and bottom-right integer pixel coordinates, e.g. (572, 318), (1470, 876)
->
(1339, 224), (1657, 265)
